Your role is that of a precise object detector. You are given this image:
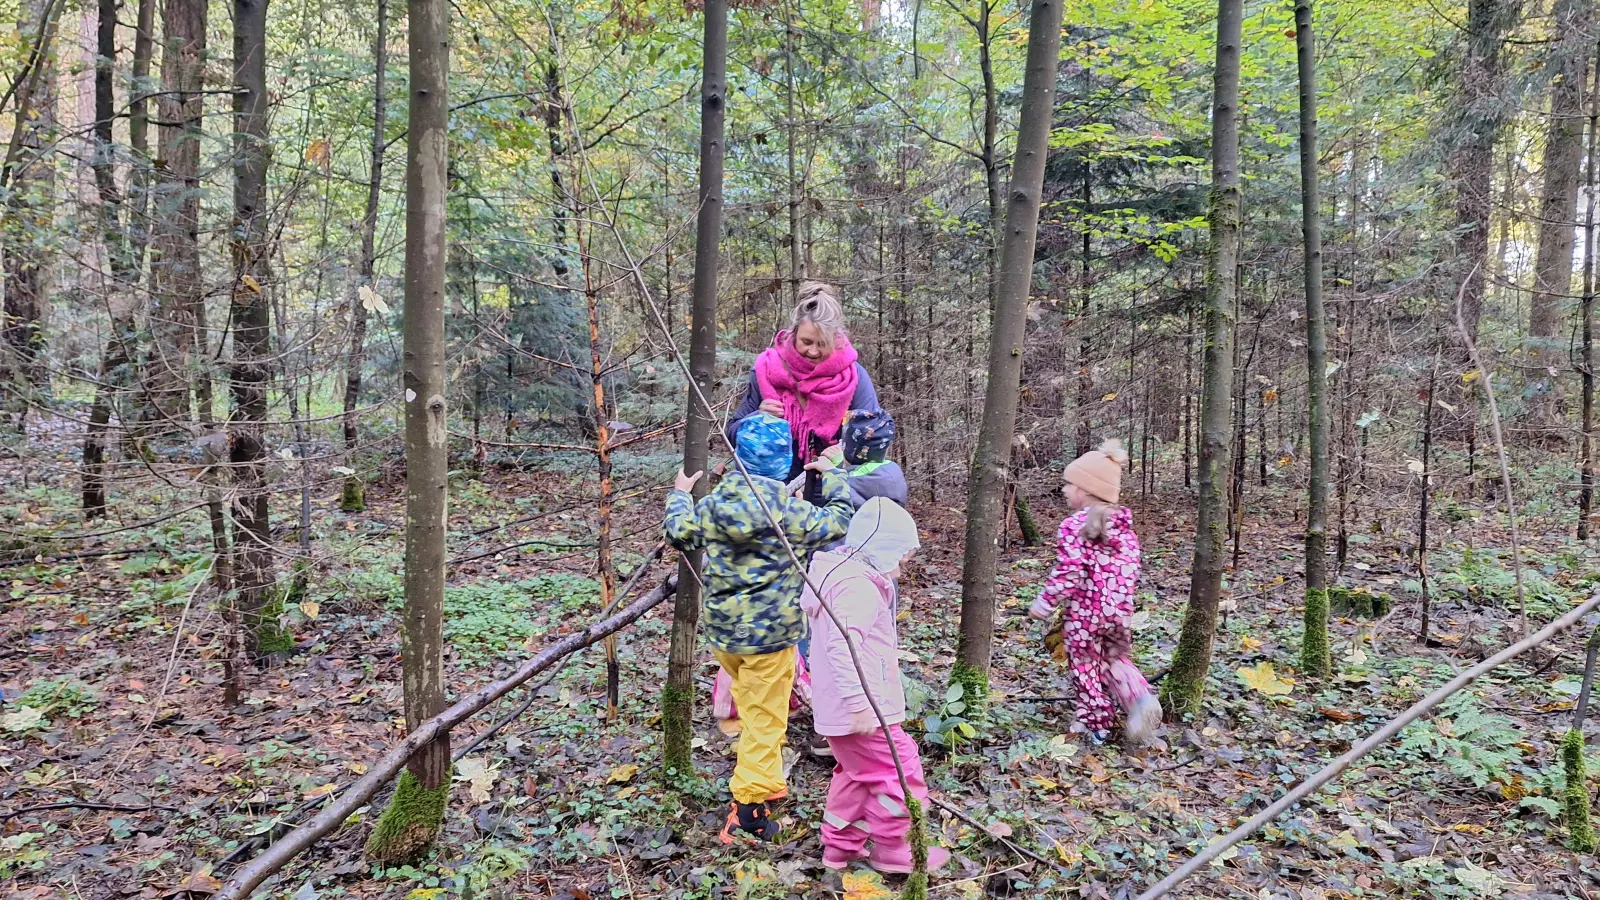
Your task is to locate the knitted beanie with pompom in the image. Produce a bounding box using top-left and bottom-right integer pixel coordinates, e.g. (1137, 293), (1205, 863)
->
(1064, 439), (1129, 505)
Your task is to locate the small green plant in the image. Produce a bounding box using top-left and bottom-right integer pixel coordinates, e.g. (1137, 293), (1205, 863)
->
(924, 683), (978, 755)
(19, 677), (98, 718)
(0, 832), (48, 878)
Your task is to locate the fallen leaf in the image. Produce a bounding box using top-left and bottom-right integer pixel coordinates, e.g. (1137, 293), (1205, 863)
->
(614, 785), (637, 800)
(1, 706), (46, 732)
(1239, 634), (1263, 653)
(298, 601), (319, 619)
(985, 821), (1014, 838)
(1101, 392), (1118, 402)
(302, 782), (336, 801)
(455, 757), (499, 803)
(1316, 707), (1364, 723)
(1236, 662), (1294, 697)
(606, 763), (639, 785)
(166, 869), (222, 896)
(241, 274), (261, 294)
(841, 871), (894, 900)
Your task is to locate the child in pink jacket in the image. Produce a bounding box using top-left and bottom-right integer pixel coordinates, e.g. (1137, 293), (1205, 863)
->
(803, 498), (952, 874)
(1030, 439), (1162, 746)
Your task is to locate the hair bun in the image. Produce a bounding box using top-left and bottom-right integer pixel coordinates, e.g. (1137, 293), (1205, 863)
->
(1097, 438), (1128, 467)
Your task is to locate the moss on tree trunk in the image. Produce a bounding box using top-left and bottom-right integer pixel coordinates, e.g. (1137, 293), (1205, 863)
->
(1301, 587), (1331, 678)
(661, 680), (694, 779)
(340, 476), (366, 512)
(1014, 491), (1042, 547)
(1565, 728), (1596, 852)
(365, 768), (451, 866)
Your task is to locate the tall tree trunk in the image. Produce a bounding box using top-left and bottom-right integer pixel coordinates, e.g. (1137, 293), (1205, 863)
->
(128, 0), (154, 275)
(1581, 44), (1598, 541)
(1161, 0), (1242, 718)
(341, 0), (388, 512)
(2, 0), (59, 404)
(663, 0), (727, 779)
(141, 0), (207, 435)
(230, 0), (275, 660)
(952, 0), (1065, 709)
(366, 0), (451, 866)
(1443, 0), (1519, 437)
(1295, 0), (1331, 678)
(84, 0), (138, 518)
(1526, 0), (1591, 438)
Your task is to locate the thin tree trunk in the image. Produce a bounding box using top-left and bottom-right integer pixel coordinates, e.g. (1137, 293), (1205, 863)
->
(84, 0), (137, 518)
(1074, 165), (1092, 458)
(952, 0), (1065, 704)
(1161, 0), (1242, 718)
(1296, 0), (1331, 678)
(1527, 0), (1590, 437)
(1183, 299), (1194, 490)
(580, 223), (620, 722)
(127, 0), (154, 275)
(342, 0), (388, 512)
(1419, 354), (1438, 641)
(1581, 41), (1598, 541)
(662, 0), (727, 779)
(142, 0), (207, 435)
(367, 0), (451, 865)
(2, 0), (58, 402)
(230, 0), (275, 661)
(784, 0), (802, 300)
(978, 0), (1001, 311)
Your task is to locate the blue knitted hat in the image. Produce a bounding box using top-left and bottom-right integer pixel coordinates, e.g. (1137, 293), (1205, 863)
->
(736, 413), (794, 481)
(842, 408), (895, 465)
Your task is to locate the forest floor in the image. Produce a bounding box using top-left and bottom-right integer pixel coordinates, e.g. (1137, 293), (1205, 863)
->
(5, 428), (1600, 899)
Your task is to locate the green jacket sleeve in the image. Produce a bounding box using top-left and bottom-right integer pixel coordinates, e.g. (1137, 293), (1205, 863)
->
(781, 470), (853, 549)
(664, 489), (707, 551)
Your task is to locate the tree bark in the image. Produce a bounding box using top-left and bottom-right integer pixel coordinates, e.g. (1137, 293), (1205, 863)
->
(663, 0), (727, 778)
(1443, 0), (1519, 437)
(2, 0), (59, 402)
(1295, 0), (1331, 678)
(953, 0), (1065, 700)
(141, 0), (207, 434)
(1161, 0), (1242, 718)
(1526, 0), (1591, 437)
(84, 0), (138, 518)
(342, 0), (388, 512)
(1581, 41), (1598, 541)
(230, 0), (275, 660)
(368, 0), (452, 862)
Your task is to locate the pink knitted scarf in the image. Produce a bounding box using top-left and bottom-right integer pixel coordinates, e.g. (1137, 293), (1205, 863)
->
(753, 330), (859, 460)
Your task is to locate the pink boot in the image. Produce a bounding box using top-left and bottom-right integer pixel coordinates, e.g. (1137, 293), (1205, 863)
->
(869, 843), (951, 875)
(821, 845), (868, 870)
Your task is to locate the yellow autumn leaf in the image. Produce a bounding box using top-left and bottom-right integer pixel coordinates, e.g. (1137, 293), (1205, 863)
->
(1461, 369), (1481, 384)
(298, 600), (319, 619)
(302, 782), (337, 801)
(1236, 662), (1294, 697)
(1449, 822), (1488, 833)
(1101, 392), (1118, 402)
(1239, 635), (1263, 653)
(842, 871), (895, 900)
(241, 274), (261, 293)
(606, 763), (639, 784)
(614, 785), (637, 801)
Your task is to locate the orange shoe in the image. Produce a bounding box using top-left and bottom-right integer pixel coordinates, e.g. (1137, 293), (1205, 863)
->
(718, 801), (779, 844)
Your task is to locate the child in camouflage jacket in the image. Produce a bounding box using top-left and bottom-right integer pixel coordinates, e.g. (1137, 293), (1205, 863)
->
(665, 413), (853, 842)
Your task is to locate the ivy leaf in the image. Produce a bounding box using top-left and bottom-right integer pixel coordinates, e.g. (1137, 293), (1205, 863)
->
(1236, 662), (1294, 697)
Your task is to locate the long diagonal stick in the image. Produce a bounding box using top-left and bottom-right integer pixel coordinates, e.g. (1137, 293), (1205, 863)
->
(1134, 591), (1600, 900)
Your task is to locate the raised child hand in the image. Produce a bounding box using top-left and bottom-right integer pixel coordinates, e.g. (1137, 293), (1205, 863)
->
(674, 469), (704, 493)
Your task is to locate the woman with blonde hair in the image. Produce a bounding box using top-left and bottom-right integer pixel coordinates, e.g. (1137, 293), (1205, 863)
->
(727, 282), (880, 481)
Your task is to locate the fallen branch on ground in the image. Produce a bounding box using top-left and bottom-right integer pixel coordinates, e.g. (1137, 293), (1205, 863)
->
(213, 573), (676, 900)
(1134, 590), (1600, 900)
(928, 794), (1064, 873)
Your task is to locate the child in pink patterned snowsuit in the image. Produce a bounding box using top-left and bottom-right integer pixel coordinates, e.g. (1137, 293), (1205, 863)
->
(1030, 439), (1162, 746)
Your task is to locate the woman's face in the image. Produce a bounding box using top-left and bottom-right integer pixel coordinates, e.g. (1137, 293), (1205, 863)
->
(793, 321), (832, 362)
